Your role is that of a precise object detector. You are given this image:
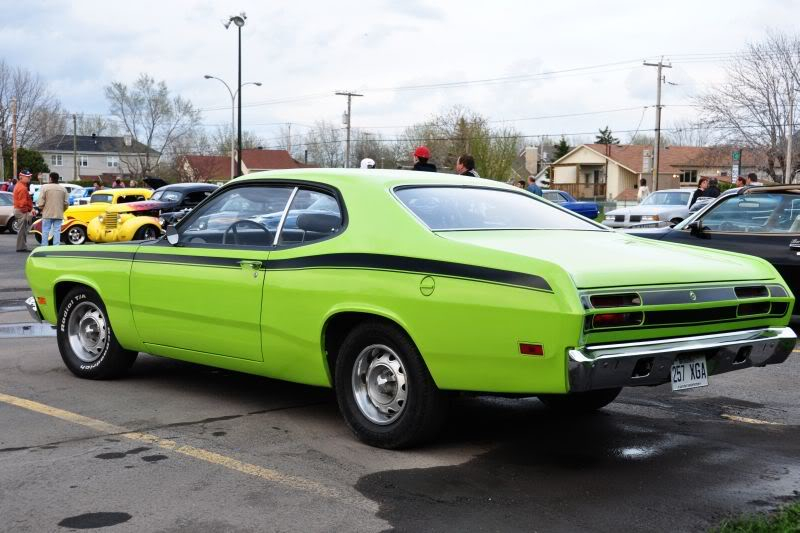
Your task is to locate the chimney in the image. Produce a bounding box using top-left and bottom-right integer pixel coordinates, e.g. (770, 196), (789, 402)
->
(642, 149), (652, 173)
(123, 134), (132, 147)
(91, 133), (97, 145)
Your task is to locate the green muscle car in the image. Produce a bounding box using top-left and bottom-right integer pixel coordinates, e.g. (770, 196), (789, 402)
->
(25, 170), (796, 448)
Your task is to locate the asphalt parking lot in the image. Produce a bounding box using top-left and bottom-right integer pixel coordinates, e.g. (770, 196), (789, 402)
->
(0, 233), (798, 532)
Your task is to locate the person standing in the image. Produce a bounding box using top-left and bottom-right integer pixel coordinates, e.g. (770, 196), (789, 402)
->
(746, 173), (763, 186)
(704, 177), (721, 198)
(455, 154), (479, 177)
(637, 178), (650, 202)
(38, 172), (69, 247)
(13, 169), (34, 252)
(93, 180), (103, 192)
(736, 176), (747, 187)
(8, 177), (17, 193)
(412, 146), (437, 172)
(360, 158), (376, 169)
(526, 175), (543, 196)
(690, 177), (709, 207)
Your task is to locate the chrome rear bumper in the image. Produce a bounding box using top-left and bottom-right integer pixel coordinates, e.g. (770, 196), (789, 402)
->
(568, 327), (796, 392)
(25, 296), (43, 323)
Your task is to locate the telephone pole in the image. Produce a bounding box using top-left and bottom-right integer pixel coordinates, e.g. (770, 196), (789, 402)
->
(73, 114), (78, 181)
(335, 91), (363, 168)
(286, 122), (292, 154)
(11, 97), (17, 179)
(786, 94), (794, 184)
(644, 58), (671, 191)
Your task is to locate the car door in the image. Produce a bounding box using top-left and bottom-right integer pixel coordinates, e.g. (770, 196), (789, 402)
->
(129, 183), (294, 361)
(664, 192), (800, 294)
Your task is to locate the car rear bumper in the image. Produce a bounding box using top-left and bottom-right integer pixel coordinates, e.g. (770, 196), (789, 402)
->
(568, 327), (796, 392)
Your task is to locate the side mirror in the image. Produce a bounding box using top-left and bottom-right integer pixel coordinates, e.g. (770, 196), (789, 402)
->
(166, 225), (179, 246)
(688, 220), (705, 236)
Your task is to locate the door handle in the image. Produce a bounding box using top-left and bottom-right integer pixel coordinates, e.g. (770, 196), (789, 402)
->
(238, 260), (263, 277)
(789, 239), (800, 250)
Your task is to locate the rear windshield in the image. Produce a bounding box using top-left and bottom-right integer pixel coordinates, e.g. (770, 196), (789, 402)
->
(640, 191), (690, 206)
(91, 194), (113, 204)
(394, 186), (603, 231)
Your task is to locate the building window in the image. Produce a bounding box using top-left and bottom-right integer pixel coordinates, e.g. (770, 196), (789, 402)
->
(107, 156), (119, 168)
(50, 154), (63, 166)
(79, 155), (89, 167)
(679, 169), (698, 183)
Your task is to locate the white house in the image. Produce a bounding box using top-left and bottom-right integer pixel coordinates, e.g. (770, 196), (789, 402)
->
(36, 134), (160, 182)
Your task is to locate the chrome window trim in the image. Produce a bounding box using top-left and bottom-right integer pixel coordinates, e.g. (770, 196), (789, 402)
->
(273, 186), (299, 246)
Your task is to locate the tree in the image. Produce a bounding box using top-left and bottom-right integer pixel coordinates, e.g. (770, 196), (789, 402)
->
(2, 147), (48, 180)
(105, 74), (201, 179)
(666, 118), (711, 147)
(697, 31), (800, 181)
(595, 126), (619, 145)
(0, 60), (65, 152)
(552, 136), (571, 160)
(303, 120), (345, 167)
(211, 126), (263, 156)
(74, 114), (121, 137)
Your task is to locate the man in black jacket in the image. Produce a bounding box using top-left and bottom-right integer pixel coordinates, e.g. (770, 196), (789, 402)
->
(412, 146), (437, 172)
(690, 177), (709, 206)
(456, 154), (479, 177)
(704, 177), (721, 198)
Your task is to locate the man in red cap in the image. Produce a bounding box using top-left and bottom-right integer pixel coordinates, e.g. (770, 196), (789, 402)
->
(412, 146), (437, 172)
(13, 169), (34, 252)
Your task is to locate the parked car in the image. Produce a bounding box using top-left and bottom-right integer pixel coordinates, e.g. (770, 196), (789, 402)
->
(627, 185), (800, 318)
(68, 187), (93, 206)
(87, 183), (217, 243)
(0, 191), (18, 233)
(31, 182), (82, 204)
(25, 170), (796, 448)
(603, 188), (693, 229)
(543, 189), (600, 219)
(30, 187), (153, 245)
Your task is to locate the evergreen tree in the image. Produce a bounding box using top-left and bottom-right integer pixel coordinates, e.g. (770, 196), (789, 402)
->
(595, 126), (620, 145)
(2, 148), (49, 180)
(553, 136), (571, 160)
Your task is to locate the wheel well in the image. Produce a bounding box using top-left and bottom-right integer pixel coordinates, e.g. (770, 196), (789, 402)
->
(323, 312), (408, 381)
(54, 281), (88, 312)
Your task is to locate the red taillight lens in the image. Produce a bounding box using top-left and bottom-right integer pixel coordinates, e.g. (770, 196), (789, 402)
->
(591, 312), (643, 329)
(519, 343), (544, 356)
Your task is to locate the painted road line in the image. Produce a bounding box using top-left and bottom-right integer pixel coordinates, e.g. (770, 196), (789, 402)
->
(0, 392), (375, 511)
(721, 413), (783, 426)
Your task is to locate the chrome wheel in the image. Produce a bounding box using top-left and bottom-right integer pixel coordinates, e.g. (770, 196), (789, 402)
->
(67, 227), (86, 245)
(351, 344), (408, 425)
(142, 226), (158, 240)
(67, 301), (108, 363)
(11, 218), (21, 233)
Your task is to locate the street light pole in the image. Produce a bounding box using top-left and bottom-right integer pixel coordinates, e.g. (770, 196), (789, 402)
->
(204, 76), (261, 179)
(224, 13), (248, 177)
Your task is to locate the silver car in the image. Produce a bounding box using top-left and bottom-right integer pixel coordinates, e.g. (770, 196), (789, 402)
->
(603, 189), (693, 229)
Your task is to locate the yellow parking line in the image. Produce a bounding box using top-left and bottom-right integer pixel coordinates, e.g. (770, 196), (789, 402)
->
(0, 392), (371, 509)
(721, 413), (783, 426)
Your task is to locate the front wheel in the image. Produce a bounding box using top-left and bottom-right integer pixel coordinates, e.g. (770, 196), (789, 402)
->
(538, 388), (621, 413)
(134, 225), (160, 241)
(56, 287), (137, 379)
(334, 322), (447, 449)
(9, 217), (20, 234)
(65, 225), (87, 245)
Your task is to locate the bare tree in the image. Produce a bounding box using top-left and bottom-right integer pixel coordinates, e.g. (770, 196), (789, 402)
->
(696, 31), (800, 181)
(210, 125), (263, 156)
(666, 118), (713, 147)
(74, 114), (121, 137)
(105, 74), (201, 179)
(303, 121), (345, 167)
(0, 60), (64, 152)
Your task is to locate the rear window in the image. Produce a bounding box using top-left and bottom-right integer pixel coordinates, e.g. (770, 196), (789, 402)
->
(640, 191), (690, 206)
(395, 186), (603, 231)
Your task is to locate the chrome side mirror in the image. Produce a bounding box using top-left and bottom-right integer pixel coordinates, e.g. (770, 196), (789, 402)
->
(166, 225), (179, 245)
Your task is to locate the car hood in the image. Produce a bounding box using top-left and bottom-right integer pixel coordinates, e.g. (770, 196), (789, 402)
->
(606, 205), (685, 215)
(107, 200), (173, 213)
(438, 230), (774, 289)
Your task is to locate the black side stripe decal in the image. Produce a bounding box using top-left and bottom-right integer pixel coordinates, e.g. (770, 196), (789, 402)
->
(32, 250), (552, 293)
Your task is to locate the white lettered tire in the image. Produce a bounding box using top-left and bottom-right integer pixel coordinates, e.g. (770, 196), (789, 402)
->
(56, 287), (137, 379)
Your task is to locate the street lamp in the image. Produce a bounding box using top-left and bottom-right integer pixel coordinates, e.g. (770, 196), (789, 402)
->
(204, 75), (261, 179)
(224, 12), (247, 177)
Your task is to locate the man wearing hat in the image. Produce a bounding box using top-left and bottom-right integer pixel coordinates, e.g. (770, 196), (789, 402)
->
(13, 169), (34, 252)
(412, 146), (437, 172)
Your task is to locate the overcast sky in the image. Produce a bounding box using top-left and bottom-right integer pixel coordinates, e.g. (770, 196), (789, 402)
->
(2, 0), (799, 148)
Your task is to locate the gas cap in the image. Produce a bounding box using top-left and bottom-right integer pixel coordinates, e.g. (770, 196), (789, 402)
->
(419, 276), (436, 296)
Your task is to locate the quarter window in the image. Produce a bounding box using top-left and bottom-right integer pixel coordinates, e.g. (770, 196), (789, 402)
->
(179, 185), (294, 247)
(277, 189), (343, 244)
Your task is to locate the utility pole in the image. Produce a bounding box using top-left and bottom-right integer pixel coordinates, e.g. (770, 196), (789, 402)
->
(786, 94), (794, 184)
(335, 91), (363, 168)
(73, 114), (78, 181)
(11, 97), (17, 179)
(643, 58), (671, 191)
(287, 122), (292, 154)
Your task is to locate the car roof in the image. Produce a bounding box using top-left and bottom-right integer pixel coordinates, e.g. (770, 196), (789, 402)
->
(651, 188), (691, 193)
(159, 183), (218, 191)
(231, 168), (516, 191)
(740, 184), (800, 195)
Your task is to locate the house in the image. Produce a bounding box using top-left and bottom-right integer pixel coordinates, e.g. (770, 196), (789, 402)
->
(550, 144), (769, 200)
(37, 134), (161, 182)
(179, 149), (314, 182)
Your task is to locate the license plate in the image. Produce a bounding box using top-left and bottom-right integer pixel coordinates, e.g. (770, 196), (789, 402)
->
(670, 355), (709, 391)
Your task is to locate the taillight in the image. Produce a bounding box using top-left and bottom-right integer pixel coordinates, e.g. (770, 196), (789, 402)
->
(589, 293), (641, 308)
(591, 312), (643, 329)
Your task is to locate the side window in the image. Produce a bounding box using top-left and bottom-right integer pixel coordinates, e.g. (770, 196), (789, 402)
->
(278, 188), (343, 245)
(183, 191), (211, 207)
(701, 194), (791, 233)
(179, 185), (294, 247)
(544, 191), (564, 204)
(117, 195), (145, 204)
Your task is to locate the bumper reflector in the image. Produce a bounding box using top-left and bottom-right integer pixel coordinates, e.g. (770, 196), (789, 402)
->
(519, 343), (544, 356)
(37, 297), (47, 305)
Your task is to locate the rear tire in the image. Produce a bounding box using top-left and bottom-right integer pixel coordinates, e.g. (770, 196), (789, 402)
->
(334, 321), (447, 449)
(56, 287), (137, 379)
(538, 388), (621, 413)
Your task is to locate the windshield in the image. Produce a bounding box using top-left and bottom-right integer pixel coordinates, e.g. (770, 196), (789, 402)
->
(91, 193), (113, 204)
(640, 191), (690, 206)
(151, 190), (182, 202)
(0, 194), (11, 206)
(395, 186), (604, 231)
